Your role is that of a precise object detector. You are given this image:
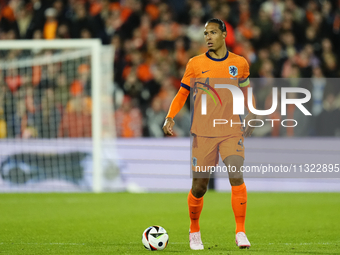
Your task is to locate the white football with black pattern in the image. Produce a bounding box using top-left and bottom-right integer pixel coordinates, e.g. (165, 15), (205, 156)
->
(142, 226), (169, 251)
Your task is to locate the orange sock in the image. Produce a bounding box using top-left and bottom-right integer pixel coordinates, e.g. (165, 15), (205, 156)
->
(187, 190), (204, 233)
(231, 183), (247, 234)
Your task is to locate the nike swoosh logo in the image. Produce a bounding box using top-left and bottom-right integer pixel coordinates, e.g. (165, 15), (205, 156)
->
(237, 149), (243, 152)
(191, 212), (199, 214)
(202, 70), (210, 74)
(241, 202), (247, 205)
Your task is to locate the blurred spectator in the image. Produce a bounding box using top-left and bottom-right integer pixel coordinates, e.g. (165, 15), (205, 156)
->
(270, 42), (285, 77)
(56, 23), (70, 39)
(322, 53), (338, 77)
(123, 71), (143, 100)
(188, 0), (206, 20)
(174, 37), (190, 67)
(187, 16), (205, 44)
(33, 29), (43, 39)
(70, 64), (91, 96)
(3, 67), (26, 138)
(0, 0), (20, 37)
(0, 77), (6, 138)
(212, 7), (236, 48)
(154, 11), (181, 49)
(115, 96), (142, 137)
(311, 66), (327, 117)
(58, 95), (92, 138)
(285, 0), (305, 24)
(27, 0), (47, 39)
(44, 8), (58, 40)
(0, 108), (7, 138)
(53, 0), (66, 23)
(21, 126), (38, 138)
(35, 88), (61, 138)
(316, 88), (340, 136)
(146, 96), (166, 137)
(54, 73), (70, 109)
(261, 0), (285, 28)
(254, 9), (273, 46)
(122, 50), (153, 84)
(16, 3), (33, 39)
(171, 107), (191, 137)
(70, 3), (94, 38)
(250, 48), (270, 78)
(21, 85), (37, 137)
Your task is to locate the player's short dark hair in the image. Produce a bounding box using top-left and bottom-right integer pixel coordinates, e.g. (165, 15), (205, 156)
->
(206, 18), (226, 32)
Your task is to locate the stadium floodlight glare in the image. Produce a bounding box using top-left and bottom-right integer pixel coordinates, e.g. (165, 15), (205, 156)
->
(0, 40), (117, 192)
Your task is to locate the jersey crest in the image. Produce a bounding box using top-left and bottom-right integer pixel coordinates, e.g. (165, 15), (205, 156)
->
(229, 65), (238, 76)
(192, 157), (197, 167)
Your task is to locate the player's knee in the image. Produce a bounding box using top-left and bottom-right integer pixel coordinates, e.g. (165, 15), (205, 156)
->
(192, 185), (207, 198)
(229, 177), (244, 186)
(192, 179), (208, 198)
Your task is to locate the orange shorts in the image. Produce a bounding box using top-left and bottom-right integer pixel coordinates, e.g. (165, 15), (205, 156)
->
(191, 134), (245, 172)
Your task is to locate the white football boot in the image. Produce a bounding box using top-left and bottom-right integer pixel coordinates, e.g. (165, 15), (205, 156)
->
(235, 232), (251, 249)
(189, 231), (204, 250)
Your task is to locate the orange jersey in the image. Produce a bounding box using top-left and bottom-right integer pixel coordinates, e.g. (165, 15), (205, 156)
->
(181, 51), (250, 137)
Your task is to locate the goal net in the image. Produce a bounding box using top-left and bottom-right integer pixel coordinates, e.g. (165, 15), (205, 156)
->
(0, 39), (122, 192)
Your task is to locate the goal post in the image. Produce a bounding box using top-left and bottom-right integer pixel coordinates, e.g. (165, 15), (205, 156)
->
(0, 39), (120, 192)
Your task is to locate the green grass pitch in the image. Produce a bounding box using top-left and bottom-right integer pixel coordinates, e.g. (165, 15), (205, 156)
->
(0, 192), (339, 254)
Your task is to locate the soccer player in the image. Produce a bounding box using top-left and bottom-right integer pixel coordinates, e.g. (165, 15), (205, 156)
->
(162, 18), (257, 250)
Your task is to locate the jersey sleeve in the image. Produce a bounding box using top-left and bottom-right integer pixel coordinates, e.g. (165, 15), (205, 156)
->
(166, 87), (190, 119)
(239, 57), (250, 88)
(180, 58), (195, 91)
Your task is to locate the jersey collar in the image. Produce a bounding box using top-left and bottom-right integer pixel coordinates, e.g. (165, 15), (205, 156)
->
(205, 50), (229, 62)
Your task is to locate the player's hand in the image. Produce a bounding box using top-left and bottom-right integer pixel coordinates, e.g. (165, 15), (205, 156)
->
(162, 117), (175, 136)
(243, 113), (257, 137)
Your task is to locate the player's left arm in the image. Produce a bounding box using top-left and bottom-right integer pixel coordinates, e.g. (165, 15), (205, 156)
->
(239, 59), (257, 137)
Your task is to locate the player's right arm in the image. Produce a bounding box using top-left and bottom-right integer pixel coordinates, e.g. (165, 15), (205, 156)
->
(163, 59), (194, 136)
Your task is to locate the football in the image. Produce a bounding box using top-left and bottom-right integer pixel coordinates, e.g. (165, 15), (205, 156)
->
(142, 226), (169, 251)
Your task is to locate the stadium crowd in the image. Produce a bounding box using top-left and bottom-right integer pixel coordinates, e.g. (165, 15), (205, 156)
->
(0, 0), (340, 139)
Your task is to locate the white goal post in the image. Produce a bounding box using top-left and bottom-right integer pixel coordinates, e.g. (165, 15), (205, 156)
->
(0, 39), (119, 192)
